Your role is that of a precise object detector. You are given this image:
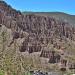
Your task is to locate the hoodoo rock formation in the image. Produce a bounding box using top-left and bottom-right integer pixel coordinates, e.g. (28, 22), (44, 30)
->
(0, 1), (75, 72)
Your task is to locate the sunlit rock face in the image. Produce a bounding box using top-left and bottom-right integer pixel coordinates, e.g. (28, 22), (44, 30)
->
(1, 1), (75, 53)
(1, 1), (75, 72)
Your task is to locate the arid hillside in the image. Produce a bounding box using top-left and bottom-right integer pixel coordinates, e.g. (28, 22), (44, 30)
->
(0, 1), (75, 75)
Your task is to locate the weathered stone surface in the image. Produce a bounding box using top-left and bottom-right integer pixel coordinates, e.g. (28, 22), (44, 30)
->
(1, 1), (75, 71)
(40, 50), (61, 63)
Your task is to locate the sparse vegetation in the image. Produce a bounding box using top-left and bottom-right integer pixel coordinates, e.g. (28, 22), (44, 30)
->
(0, 70), (4, 75)
(0, 1), (75, 75)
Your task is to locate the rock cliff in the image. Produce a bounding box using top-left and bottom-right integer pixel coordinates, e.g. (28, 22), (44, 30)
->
(0, 1), (75, 74)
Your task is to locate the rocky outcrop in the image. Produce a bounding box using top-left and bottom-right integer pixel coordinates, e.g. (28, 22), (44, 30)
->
(40, 50), (61, 63)
(0, 1), (75, 42)
(0, 1), (75, 72)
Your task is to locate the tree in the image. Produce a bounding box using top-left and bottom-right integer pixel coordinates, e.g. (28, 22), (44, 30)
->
(1, 31), (7, 52)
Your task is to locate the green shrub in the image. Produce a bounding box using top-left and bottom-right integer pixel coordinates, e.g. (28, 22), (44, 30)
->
(0, 70), (4, 75)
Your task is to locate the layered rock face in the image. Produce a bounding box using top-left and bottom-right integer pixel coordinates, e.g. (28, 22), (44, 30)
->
(0, 1), (75, 51)
(0, 1), (75, 72)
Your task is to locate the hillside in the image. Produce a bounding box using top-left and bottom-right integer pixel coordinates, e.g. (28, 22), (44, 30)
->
(0, 1), (75, 75)
(23, 12), (75, 26)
